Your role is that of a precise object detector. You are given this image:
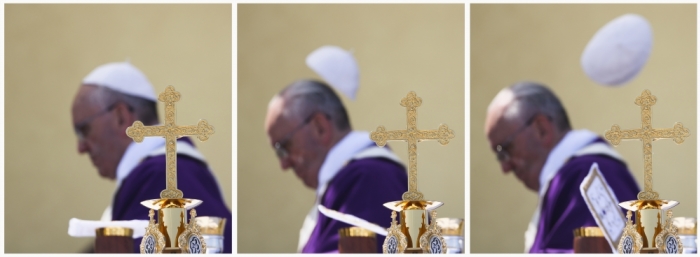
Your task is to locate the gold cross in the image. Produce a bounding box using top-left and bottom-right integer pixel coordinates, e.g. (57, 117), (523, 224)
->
(126, 86), (215, 199)
(371, 91), (455, 201)
(604, 90), (689, 200)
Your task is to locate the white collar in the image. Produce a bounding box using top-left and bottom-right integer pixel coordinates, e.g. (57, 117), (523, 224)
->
(315, 131), (373, 197)
(115, 136), (165, 189)
(538, 129), (599, 196)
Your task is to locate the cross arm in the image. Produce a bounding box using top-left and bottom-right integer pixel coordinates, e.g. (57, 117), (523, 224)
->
(605, 123), (690, 146)
(370, 126), (408, 147)
(604, 126), (644, 146)
(649, 123), (690, 144)
(126, 121), (167, 142)
(415, 124), (455, 145)
(126, 120), (215, 143)
(171, 120), (215, 142)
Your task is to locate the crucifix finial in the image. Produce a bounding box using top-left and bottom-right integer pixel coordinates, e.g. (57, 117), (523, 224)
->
(370, 91), (455, 201)
(126, 86), (215, 199)
(604, 90), (689, 200)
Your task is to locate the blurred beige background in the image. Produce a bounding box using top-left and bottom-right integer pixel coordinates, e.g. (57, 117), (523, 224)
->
(5, 4), (232, 253)
(471, 4), (696, 253)
(238, 4), (464, 253)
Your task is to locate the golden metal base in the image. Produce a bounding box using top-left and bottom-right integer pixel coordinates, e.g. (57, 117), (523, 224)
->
(618, 204), (684, 254)
(162, 247), (182, 254)
(640, 248), (659, 254)
(139, 199), (207, 254)
(382, 207), (447, 253)
(404, 248), (423, 254)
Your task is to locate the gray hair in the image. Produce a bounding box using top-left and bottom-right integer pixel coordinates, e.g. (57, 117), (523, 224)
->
(504, 81), (571, 131)
(277, 79), (351, 131)
(88, 85), (159, 125)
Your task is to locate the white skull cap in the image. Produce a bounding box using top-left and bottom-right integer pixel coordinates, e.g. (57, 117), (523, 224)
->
(82, 62), (157, 101)
(306, 45), (359, 100)
(581, 14), (653, 87)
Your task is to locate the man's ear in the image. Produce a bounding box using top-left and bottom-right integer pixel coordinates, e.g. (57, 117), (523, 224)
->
(533, 114), (555, 146)
(114, 102), (135, 128)
(311, 112), (333, 145)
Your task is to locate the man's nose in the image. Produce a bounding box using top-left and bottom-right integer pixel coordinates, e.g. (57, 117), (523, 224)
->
(500, 160), (512, 174)
(77, 139), (89, 154)
(279, 157), (292, 171)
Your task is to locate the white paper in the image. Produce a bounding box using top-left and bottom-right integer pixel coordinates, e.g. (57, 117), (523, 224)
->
(580, 163), (627, 253)
(68, 218), (149, 239)
(317, 205), (388, 236)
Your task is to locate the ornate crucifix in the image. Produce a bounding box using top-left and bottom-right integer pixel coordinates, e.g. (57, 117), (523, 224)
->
(604, 90), (689, 201)
(126, 85), (215, 199)
(370, 91), (455, 201)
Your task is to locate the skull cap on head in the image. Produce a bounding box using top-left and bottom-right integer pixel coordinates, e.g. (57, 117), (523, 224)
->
(306, 45), (360, 100)
(82, 61), (157, 101)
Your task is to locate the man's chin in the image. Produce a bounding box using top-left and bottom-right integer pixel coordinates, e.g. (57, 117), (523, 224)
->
(514, 176), (536, 192)
(523, 181), (539, 192)
(97, 170), (116, 180)
(298, 177), (318, 189)
(302, 180), (316, 189)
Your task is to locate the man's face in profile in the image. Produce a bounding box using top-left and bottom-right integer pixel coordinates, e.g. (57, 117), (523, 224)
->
(265, 97), (324, 189)
(71, 85), (123, 180)
(485, 92), (545, 192)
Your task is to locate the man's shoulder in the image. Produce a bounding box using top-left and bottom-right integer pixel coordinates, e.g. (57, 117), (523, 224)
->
(323, 156), (407, 198)
(554, 152), (636, 191)
(322, 152), (407, 211)
(341, 156), (406, 178)
(127, 153), (208, 179)
(563, 153), (627, 174)
(141, 152), (206, 166)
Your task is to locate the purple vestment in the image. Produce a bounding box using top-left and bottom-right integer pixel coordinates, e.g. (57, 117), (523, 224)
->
(111, 137), (232, 253)
(530, 138), (640, 253)
(301, 153), (408, 253)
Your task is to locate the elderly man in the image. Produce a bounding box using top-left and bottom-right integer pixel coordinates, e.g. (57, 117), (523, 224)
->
(484, 81), (640, 253)
(264, 79), (407, 253)
(70, 62), (232, 253)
